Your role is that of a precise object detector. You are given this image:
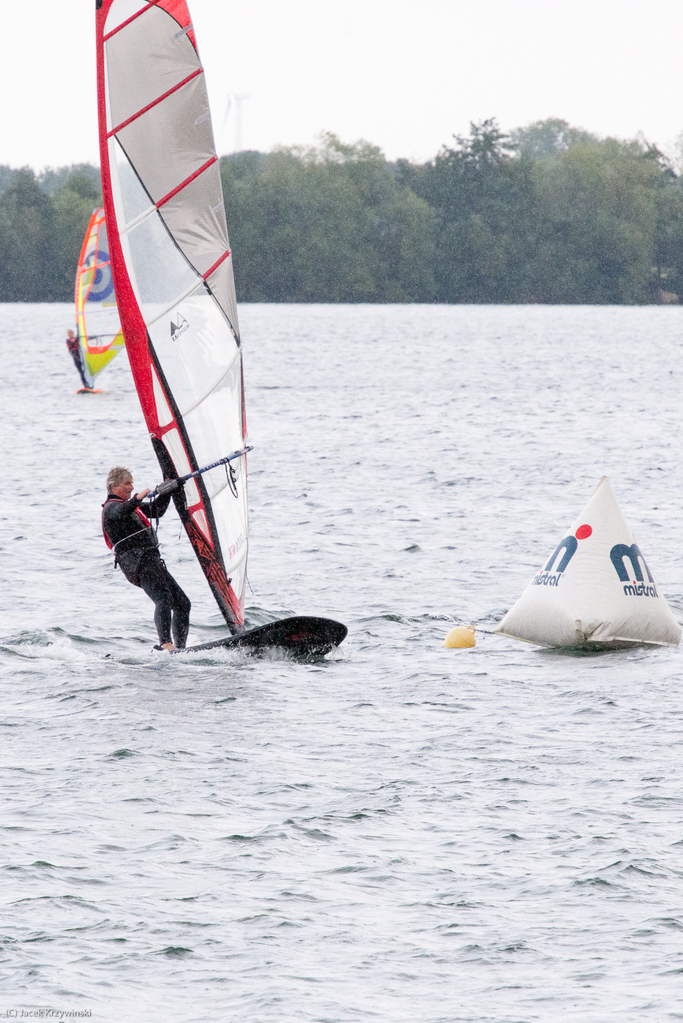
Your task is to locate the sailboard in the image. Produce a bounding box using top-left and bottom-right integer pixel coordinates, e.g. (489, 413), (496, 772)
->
(96, 0), (346, 654)
(494, 477), (681, 649)
(74, 206), (125, 389)
(177, 617), (348, 657)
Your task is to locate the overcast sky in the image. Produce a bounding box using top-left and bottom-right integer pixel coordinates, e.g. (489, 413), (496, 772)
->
(4, 0), (682, 170)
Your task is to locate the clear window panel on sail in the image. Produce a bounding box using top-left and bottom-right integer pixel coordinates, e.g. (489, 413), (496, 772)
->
(146, 287), (240, 417)
(182, 359), (245, 482)
(109, 137), (154, 228)
(126, 210), (200, 309)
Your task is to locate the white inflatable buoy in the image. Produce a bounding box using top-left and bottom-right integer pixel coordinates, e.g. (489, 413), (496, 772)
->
(494, 477), (681, 648)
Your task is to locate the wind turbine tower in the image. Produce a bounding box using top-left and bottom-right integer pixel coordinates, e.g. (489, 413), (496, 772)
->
(224, 93), (250, 153)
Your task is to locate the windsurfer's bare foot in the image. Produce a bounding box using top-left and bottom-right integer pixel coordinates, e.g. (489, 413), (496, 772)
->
(160, 642), (177, 651)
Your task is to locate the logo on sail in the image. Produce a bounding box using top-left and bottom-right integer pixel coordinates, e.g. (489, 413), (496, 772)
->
(610, 543), (658, 597)
(228, 532), (245, 560)
(170, 314), (189, 341)
(85, 248), (115, 303)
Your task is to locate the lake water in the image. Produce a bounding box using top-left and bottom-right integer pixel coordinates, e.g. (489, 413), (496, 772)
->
(1, 303), (683, 1022)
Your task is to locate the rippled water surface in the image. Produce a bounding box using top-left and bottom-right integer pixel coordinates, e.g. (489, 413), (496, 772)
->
(2, 303), (683, 1022)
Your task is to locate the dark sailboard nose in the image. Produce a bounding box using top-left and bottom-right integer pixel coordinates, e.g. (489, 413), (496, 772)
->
(174, 617), (348, 657)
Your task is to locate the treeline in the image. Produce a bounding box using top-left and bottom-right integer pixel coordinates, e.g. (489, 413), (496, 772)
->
(3, 119), (683, 304)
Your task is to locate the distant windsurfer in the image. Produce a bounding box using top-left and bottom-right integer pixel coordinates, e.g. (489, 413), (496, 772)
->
(102, 467), (190, 651)
(66, 329), (89, 390)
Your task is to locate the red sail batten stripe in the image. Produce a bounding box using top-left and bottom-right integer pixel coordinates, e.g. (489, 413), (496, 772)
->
(156, 156), (217, 208)
(154, 421), (178, 438)
(86, 343), (122, 355)
(203, 249), (231, 280)
(82, 258), (111, 273)
(106, 68), (202, 138)
(103, 1), (161, 41)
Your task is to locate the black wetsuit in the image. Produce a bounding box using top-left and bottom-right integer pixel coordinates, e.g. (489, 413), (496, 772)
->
(102, 492), (191, 648)
(66, 335), (89, 390)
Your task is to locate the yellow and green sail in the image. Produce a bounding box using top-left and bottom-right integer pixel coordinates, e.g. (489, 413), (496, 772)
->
(74, 207), (124, 387)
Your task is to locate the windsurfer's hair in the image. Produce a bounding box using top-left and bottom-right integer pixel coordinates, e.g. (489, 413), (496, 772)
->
(107, 466), (133, 493)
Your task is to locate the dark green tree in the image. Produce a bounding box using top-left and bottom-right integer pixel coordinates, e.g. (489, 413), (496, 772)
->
(414, 119), (538, 302)
(0, 169), (55, 301)
(529, 139), (661, 303)
(0, 166), (17, 194)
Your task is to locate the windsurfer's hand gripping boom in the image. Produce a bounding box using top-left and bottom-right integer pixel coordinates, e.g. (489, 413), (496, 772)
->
(151, 446), (254, 497)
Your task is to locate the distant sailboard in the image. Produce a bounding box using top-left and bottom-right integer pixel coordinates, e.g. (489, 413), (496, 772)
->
(96, 0), (346, 656)
(494, 477), (681, 649)
(74, 207), (125, 390)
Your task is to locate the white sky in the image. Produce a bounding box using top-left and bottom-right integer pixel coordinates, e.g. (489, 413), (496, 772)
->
(4, 0), (683, 170)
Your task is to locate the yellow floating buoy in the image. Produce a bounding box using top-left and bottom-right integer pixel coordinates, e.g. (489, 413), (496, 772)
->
(443, 625), (476, 649)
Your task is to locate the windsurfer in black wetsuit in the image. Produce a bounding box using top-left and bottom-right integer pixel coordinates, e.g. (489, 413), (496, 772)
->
(66, 329), (90, 390)
(102, 466), (190, 651)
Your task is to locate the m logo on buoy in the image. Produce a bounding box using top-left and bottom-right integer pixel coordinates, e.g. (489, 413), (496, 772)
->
(545, 535), (578, 574)
(531, 523), (593, 588)
(610, 543), (653, 583)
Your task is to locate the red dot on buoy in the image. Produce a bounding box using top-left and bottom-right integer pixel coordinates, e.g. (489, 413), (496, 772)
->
(575, 524), (592, 540)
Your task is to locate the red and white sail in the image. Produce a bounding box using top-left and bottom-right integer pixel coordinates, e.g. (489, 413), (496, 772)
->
(96, 0), (248, 630)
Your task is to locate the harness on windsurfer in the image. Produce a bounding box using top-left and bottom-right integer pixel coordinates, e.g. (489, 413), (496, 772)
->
(102, 466), (190, 651)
